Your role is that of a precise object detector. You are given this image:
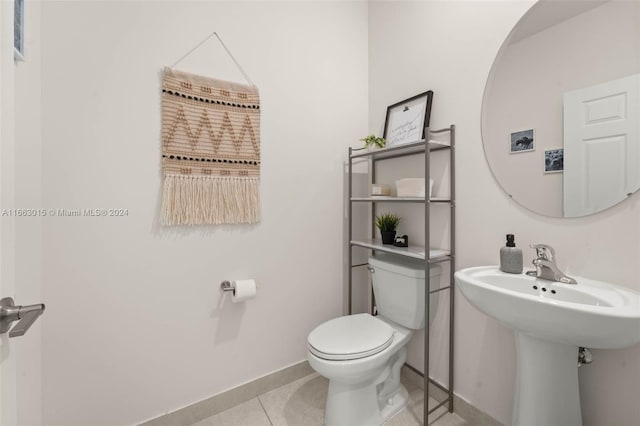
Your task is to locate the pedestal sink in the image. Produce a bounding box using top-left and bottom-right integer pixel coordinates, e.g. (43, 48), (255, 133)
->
(454, 266), (640, 426)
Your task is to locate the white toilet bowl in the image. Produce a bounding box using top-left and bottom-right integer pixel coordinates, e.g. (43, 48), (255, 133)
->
(307, 314), (413, 426)
(308, 254), (442, 426)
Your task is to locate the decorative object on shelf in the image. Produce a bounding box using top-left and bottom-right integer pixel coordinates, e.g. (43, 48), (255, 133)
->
(375, 213), (402, 245)
(393, 234), (409, 247)
(360, 134), (387, 150)
(371, 184), (391, 196)
(510, 129), (535, 153)
(395, 178), (434, 198)
(383, 91), (433, 147)
(544, 148), (564, 173)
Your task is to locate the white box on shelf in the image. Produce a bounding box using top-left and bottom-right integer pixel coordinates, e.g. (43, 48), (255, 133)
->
(395, 178), (434, 198)
(371, 184), (391, 196)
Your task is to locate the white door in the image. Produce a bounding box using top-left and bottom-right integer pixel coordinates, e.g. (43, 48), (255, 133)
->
(563, 73), (640, 217)
(0, 1), (18, 424)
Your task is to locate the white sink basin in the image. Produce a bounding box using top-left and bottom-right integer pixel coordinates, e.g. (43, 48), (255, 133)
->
(454, 266), (640, 349)
(454, 266), (640, 426)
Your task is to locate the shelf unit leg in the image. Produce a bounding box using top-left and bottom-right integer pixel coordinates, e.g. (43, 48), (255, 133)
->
(423, 126), (431, 425)
(449, 124), (456, 413)
(370, 156), (377, 315)
(348, 147), (353, 316)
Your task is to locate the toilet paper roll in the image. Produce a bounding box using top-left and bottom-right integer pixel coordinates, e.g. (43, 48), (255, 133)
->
(232, 279), (257, 303)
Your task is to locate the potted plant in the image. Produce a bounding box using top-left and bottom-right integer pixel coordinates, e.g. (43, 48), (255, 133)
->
(375, 213), (401, 245)
(360, 134), (386, 150)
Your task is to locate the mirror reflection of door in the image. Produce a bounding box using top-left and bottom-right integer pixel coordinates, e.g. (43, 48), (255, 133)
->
(563, 74), (640, 217)
(481, 0), (640, 218)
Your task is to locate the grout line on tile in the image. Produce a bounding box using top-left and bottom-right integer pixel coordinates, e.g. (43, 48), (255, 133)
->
(257, 395), (274, 426)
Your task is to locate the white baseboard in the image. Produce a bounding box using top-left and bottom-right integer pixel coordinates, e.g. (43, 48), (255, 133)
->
(140, 360), (503, 426)
(139, 360), (313, 426)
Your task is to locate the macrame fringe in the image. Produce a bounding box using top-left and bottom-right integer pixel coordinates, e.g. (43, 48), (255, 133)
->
(162, 175), (260, 225)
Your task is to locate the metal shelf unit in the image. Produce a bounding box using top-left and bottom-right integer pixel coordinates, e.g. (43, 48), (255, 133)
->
(347, 125), (456, 424)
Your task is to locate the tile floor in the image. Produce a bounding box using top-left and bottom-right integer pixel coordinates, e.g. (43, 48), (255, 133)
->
(191, 373), (468, 426)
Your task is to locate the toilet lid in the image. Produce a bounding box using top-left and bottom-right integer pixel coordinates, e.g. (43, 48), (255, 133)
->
(307, 314), (394, 361)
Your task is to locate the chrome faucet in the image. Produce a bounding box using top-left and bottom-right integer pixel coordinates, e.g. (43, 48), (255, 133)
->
(525, 244), (577, 284)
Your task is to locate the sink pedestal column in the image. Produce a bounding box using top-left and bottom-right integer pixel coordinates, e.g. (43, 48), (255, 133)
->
(513, 333), (582, 426)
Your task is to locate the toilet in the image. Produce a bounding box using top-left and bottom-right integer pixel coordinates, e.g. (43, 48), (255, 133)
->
(307, 253), (442, 426)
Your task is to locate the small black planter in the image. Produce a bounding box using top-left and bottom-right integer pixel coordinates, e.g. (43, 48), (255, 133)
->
(381, 231), (396, 245)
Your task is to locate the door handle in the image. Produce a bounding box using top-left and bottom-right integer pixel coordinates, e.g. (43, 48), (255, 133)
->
(0, 297), (45, 338)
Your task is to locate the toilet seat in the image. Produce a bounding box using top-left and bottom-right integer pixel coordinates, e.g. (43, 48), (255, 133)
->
(307, 313), (394, 361)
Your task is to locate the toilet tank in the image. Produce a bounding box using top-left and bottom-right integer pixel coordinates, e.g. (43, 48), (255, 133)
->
(368, 254), (442, 329)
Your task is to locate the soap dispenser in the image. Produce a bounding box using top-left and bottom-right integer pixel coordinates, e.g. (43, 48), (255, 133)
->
(500, 234), (523, 274)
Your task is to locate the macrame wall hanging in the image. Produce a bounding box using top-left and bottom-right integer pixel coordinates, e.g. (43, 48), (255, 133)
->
(161, 32), (260, 226)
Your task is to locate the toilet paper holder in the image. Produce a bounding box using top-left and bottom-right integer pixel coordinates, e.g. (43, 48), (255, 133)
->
(220, 280), (235, 294)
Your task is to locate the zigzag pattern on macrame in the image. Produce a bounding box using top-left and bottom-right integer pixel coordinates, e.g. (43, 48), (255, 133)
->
(163, 105), (259, 155)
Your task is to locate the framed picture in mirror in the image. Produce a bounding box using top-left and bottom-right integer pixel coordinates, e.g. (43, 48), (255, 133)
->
(383, 91), (433, 147)
(544, 149), (564, 173)
(510, 129), (535, 153)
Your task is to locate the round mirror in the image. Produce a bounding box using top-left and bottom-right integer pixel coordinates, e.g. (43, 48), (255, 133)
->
(482, 0), (640, 218)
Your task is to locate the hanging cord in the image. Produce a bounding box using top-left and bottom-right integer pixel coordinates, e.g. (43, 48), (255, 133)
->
(170, 31), (254, 86)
